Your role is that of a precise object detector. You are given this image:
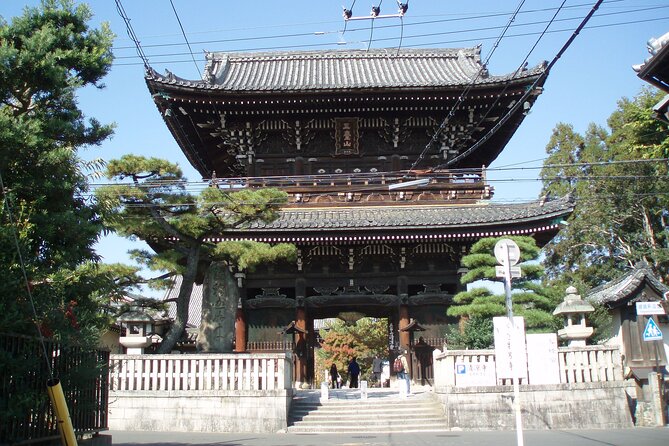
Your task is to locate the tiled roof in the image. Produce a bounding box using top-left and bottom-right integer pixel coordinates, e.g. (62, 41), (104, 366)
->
(148, 47), (545, 92)
(234, 197), (572, 233)
(586, 263), (669, 308)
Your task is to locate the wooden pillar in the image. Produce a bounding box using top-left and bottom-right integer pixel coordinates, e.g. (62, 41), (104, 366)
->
(234, 307), (247, 352)
(397, 275), (410, 349)
(399, 305), (410, 349)
(295, 307), (308, 387)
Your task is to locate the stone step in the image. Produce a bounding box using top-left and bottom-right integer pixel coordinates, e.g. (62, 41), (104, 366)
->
(286, 421), (451, 434)
(291, 415), (447, 424)
(288, 390), (449, 433)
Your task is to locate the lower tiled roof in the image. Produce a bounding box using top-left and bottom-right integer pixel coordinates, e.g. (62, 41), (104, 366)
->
(233, 197), (572, 232)
(586, 263), (669, 308)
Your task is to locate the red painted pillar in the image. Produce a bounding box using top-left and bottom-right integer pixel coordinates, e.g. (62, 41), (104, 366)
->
(295, 307), (308, 386)
(399, 305), (410, 350)
(235, 307), (247, 352)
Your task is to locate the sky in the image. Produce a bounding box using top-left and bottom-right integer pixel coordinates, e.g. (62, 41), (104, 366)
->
(2, 0), (668, 291)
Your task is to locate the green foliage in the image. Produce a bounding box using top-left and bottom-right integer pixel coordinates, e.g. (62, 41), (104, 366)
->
(97, 155), (295, 352)
(541, 88), (669, 288)
(0, 0), (124, 343)
(448, 236), (562, 347)
(446, 317), (494, 350)
(316, 318), (388, 383)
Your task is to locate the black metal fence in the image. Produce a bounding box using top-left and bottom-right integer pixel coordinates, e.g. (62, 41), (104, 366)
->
(0, 333), (110, 445)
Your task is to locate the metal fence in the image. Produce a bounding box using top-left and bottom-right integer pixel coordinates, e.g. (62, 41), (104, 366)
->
(0, 333), (110, 445)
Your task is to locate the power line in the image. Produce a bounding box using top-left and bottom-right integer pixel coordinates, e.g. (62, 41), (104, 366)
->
(111, 0), (637, 51)
(114, 0), (150, 70)
(168, 0), (202, 79)
(443, 0), (606, 168)
(110, 12), (669, 67)
(405, 0), (528, 176)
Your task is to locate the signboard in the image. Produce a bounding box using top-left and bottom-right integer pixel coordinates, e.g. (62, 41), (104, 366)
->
(495, 265), (522, 279)
(526, 333), (560, 385)
(636, 301), (666, 316)
(494, 239), (520, 266)
(493, 316), (528, 381)
(455, 361), (497, 387)
(643, 317), (663, 341)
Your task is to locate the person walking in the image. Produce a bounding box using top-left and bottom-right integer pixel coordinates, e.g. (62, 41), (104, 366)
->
(347, 357), (360, 388)
(395, 350), (410, 394)
(329, 363), (339, 389)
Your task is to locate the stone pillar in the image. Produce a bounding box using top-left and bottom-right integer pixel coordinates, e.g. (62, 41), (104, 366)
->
(196, 262), (238, 352)
(635, 372), (666, 427)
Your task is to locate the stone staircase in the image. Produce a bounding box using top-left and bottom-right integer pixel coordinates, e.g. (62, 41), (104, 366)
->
(287, 387), (450, 433)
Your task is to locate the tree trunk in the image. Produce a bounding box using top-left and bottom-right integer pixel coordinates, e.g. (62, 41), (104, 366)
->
(157, 244), (200, 353)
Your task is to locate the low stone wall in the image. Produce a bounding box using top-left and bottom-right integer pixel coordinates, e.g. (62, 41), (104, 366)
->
(434, 381), (636, 430)
(108, 389), (293, 433)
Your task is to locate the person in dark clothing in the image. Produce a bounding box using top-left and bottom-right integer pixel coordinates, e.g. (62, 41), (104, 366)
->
(347, 357), (360, 388)
(330, 363), (339, 388)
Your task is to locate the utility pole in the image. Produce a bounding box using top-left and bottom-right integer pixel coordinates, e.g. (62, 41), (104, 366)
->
(495, 238), (524, 446)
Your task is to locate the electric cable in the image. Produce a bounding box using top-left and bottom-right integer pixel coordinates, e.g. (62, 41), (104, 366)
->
(168, 0), (202, 79)
(114, 0), (151, 70)
(443, 0), (606, 168)
(405, 0), (528, 176)
(111, 0), (634, 51)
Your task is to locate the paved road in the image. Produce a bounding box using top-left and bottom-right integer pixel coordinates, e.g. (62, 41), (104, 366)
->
(109, 427), (669, 446)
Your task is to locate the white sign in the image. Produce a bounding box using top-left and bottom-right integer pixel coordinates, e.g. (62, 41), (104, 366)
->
(495, 265), (522, 278)
(493, 316), (528, 381)
(643, 317), (663, 341)
(526, 333), (560, 385)
(636, 301), (666, 316)
(494, 239), (521, 266)
(455, 361), (497, 387)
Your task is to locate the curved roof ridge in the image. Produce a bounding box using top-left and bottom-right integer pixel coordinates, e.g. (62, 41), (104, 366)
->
(147, 46), (546, 92)
(586, 262), (668, 307)
(205, 47), (480, 61)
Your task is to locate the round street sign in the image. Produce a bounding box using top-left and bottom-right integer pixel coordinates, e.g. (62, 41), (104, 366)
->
(494, 239), (521, 266)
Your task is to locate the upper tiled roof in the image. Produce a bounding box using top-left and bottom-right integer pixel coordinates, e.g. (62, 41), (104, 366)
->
(148, 47), (545, 92)
(634, 31), (669, 92)
(217, 197), (572, 237)
(586, 263), (669, 308)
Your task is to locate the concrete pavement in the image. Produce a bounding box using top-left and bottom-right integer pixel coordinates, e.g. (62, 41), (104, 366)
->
(109, 427), (669, 446)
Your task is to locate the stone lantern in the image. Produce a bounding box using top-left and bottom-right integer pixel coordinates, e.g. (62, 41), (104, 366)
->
(553, 286), (594, 346)
(118, 308), (154, 354)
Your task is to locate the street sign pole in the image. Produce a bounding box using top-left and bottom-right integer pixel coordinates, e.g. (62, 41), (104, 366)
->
(496, 239), (524, 446)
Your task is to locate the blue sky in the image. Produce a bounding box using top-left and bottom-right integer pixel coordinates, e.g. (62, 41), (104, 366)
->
(2, 0), (668, 290)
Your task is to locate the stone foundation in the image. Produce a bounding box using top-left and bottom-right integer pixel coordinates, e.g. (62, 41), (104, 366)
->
(434, 381), (635, 430)
(108, 389), (292, 433)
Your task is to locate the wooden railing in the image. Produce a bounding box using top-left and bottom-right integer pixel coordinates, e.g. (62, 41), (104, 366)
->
(109, 353), (292, 392)
(247, 340), (294, 352)
(1, 333), (109, 445)
(433, 345), (623, 387)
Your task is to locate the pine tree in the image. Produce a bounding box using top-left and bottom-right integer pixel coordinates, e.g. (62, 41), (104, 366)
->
(97, 155), (296, 352)
(447, 236), (562, 348)
(0, 0), (129, 343)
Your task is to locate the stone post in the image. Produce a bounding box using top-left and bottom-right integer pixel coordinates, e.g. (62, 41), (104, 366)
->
(635, 372), (667, 426)
(196, 262), (238, 352)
